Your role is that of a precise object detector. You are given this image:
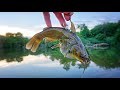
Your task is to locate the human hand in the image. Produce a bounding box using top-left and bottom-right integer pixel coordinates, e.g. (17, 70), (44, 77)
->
(63, 12), (74, 21)
(43, 12), (74, 27)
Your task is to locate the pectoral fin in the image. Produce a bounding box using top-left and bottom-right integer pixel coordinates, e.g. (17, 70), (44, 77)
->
(51, 44), (60, 49)
(64, 49), (71, 58)
(44, 37), (56, 42)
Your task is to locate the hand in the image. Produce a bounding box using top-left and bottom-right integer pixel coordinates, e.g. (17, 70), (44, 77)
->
(43, 12), (73, 27)
(63, 12), (74, 21)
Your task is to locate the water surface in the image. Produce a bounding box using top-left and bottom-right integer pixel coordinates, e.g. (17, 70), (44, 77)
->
(0, 47), (120, 78)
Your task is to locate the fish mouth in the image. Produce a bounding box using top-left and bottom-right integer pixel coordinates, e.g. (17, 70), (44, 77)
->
(73, 54), (90, 64)
(80, 56), (90, 64)
(70, 48), (90, 64)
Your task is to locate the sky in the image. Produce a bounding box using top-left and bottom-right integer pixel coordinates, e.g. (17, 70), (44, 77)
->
(0, 12), (120, 37)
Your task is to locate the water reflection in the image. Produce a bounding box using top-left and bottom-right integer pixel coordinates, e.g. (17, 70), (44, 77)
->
(88, 47), (120, 69)
(0, 48), (89, 71)
(0, 47), (120, 71)
(0, 49), (25, 63)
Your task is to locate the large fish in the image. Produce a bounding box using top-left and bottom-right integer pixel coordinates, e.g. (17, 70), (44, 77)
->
(26, 22), (90, 64)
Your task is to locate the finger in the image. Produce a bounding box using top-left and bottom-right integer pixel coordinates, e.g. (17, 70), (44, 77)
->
(43, 12), (52, 27)
(64, 12), (74, 16)
(63, 12), (74, 21)
(53, 12), (67, 27)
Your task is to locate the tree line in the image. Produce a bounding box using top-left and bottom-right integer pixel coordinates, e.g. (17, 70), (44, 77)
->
(77, 20), (120, 47)
(0, 20), (120, 49)
(0, 32), (29, 49)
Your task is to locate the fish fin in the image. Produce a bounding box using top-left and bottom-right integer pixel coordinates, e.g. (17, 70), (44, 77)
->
(70, 20), (76, 33)
(51, 44), (60, 49)
(45, 37), (56, 42)
(64, 53), (67, 57)
(26, 37), (36, 50)
(31, 39), (41, 52)
(26, 33), (43, 52)
(64, 49), (71, 58)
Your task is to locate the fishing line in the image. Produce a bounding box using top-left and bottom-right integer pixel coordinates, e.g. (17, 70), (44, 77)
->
(80, 63), (86, 78)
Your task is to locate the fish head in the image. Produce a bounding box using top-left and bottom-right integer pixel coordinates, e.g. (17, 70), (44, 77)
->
(68, 45), (90, 64)
(59, 37), (90, 64)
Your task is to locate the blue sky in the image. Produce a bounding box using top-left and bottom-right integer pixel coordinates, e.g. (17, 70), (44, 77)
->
(0, 12), (120, 37)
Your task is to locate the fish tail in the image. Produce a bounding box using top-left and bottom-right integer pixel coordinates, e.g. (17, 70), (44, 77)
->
(31, 39), (41, 52)
(26, 33), (44, 52)
(26, 37), (36, 50)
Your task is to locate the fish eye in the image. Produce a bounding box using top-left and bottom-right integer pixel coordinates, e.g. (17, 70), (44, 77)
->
(68, 50), (71, 53)
(81, 55), (84, 58)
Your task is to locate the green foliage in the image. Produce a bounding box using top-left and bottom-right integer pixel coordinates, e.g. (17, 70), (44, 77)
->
(90, 22), (118, 37)
(3, 37), (28, 48)
(95, 33), (106, 41)
(87, 38), (102, 44)
(105, 36), (115, 46)
(1, 20), (120, 50)
(0, 32), (29, 49)
(114, 28), (120, 46)
(76, 32), (82, 37)
(80, 25), (91, 38)
(88, 47), (120, 69)
(77, 20), (120, 47)
(90, 24), (103, 37)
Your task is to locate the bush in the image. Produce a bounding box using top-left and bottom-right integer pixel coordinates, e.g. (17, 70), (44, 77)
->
(105, 37), (115, 46)
(95, 33), (106, 41)
(114, 28), (120, 45)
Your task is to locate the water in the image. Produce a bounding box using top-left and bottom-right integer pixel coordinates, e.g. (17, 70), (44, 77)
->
(0, 47), (120, 78)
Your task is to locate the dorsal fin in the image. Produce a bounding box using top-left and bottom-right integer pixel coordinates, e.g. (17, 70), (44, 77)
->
(70, 20), (76, 33)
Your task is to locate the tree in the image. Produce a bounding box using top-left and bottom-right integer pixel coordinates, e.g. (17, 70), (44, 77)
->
(0, 35), (5, 48)
(15, 32), (23, 37)
(95, 33), (106, 41)
(80, 25), (90, 38)
(6, 32), (14, 37)
(77, 24), (86, 30)
(91, 22), (118, 37)
(114, 28), (120, 45)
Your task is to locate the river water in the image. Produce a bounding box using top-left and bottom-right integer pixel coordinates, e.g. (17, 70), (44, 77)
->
(0, 47), (120, 78)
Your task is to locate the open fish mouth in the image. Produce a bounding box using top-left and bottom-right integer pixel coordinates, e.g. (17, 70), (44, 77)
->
(68, 48), (90, 64)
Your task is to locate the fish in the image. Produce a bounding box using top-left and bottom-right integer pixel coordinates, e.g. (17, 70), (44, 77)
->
(26, 21), (90, 64)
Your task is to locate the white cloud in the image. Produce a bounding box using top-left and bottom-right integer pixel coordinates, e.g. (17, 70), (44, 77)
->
(0, 25), (37, 37)
(24, 23), (80, 35)
(0, 23), (84, 38)
(34, 62), (61, 67)
(29, 23), (62, 32)
(74, 20), (98, 30)
(87, 21), (100, 30)
(0, 60), (19, 68)
(0, 54), (61, 68)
